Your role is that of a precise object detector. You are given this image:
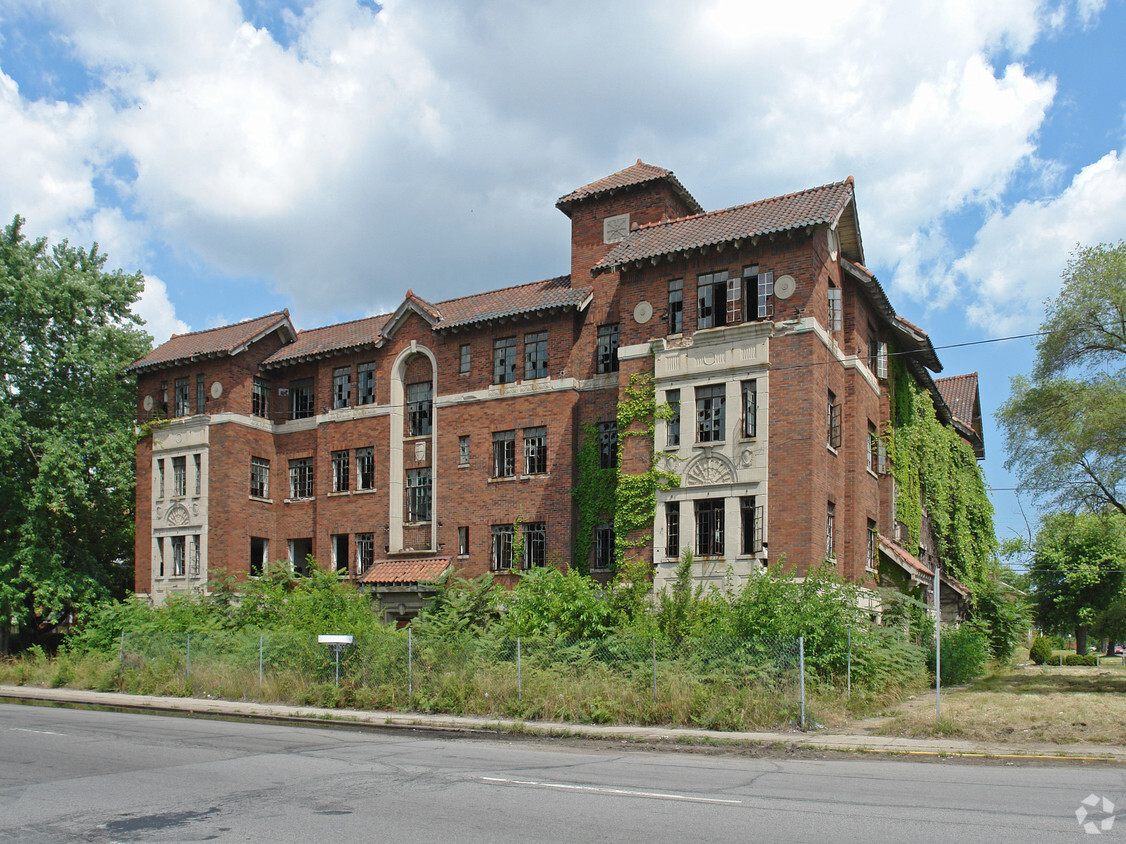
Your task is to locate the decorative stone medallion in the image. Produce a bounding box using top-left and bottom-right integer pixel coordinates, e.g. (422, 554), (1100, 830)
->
(166, 503), (190, 526)
(685, 456), (734, 486)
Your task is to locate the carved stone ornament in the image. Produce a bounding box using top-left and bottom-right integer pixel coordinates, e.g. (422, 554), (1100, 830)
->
(166, 503), (190, 526)
(739, 449), (755, 468)
(685, 455), (734, 486)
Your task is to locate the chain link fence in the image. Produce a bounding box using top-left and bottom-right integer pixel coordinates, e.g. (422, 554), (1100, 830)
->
(119, 630), (809, 730)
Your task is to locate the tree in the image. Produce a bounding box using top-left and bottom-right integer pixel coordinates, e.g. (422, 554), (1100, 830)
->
(1028, 512), (1126, 654)
(998, 241), (1126, 516)
(0, 216), (151, 652)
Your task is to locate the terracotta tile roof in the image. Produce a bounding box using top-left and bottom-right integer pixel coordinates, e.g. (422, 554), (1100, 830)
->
(594, 178), (855, 274)
(434, 275), (591, 332)
(357, 557), (451, 585)
(262, 313), (392, 368)
(556, 160), (703, 216)
(879, 534), (933, 579)
(128, 311), (293, 373)
(935, 373), (979, 429)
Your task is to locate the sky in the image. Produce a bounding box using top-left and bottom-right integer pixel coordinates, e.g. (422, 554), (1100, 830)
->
(2, 0), (1125, 559)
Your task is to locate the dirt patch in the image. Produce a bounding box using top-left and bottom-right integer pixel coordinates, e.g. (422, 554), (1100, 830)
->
(850, 664), (1126, 745)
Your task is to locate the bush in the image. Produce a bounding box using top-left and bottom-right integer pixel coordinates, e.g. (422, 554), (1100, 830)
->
(1063, 653), (1099, 666)
(1028, 636), (1053, 665)
(927, 625), (988, 685)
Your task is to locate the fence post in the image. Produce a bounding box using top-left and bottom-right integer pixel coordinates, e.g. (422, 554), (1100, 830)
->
(119, 630), (125, 663)
(186, 632), (191, 684)
(847, 629), (851, 700)
(517, 637), (522, 702)
(652, 638), (657, 704)
(799, 636), (806, 731)
(408, 627), (413, 707)
(259, 635), (263, 695)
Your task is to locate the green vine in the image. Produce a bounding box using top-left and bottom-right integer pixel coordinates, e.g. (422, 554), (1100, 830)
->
(572, 423), (616, 575)
(614, 373), (680, 566)
(887, 356), (997, 583)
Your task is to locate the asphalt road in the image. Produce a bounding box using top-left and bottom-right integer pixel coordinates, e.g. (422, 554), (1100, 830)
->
(1, 703), (1122, 842)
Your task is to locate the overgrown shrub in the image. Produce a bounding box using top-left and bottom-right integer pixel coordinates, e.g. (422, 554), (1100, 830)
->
(1063, 653), (1099, 666)
(1028, 636), (1053, 665)
(927, 625), (988, 685)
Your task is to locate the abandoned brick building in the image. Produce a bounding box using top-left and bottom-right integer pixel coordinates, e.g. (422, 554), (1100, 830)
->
(129, 161), (983, 622)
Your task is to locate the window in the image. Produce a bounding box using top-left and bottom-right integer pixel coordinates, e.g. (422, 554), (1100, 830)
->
(741, 380), (757, 438)
(725, 275), (743, 325)
(744, 265), (774, 320)
(196, 373), (205, 414)
(252, 377), (269, 418)
(868, 423), (878, 473)
(458, 435), (470, 466)
(491, 524), (514, 571)
(250, 537), (267, 577)
(356, 533), (374, 576)
(156, 537), (164, 577)
(668, 279), (683, 334)
(492, 430), (516, 478)
(826, 502), (836, 559)
(596, 323), (619, 374)
(291, 379), (315, 419)
(696, 384), (726, 442)
(332, 450), (350, 492)
(524, 426), (547, 474)
(172, 456), (186, 497)
(459, 343), (471, 375)
(157, 459), (165, 498)
(194, 454), (202, 496)
(665, 502), (680, 558)
(406, 468), (432, 522)
(357, 363), (375, 405)
(525, 331), (548, 380)
(697, 270), (729, 329)
(867, 328), (879, 374)
(867, 520), (878, 571)
(406, 381), (432, 436)
(171, 536), (186, 577)
(356, 447), (375, 490)
(458, 526), (469, 557)
(593, 525), (615, 571)
(666, 389), (680, 447)
(159, 381), (168, 415)
(827, 392), (841, 449)
(695, 499), (724, 556)
(876, 341), (889, 379)
(597, 421), (617, 469)
(191, 535), (200, 576)
(494, 336), (517, 384)
(827, 287), (843, 332)
(523, 521), (546, 569)
(174, 378), (190, 417)
(289, 538), (312, 575)
(741, 496), (764, 555)
(251, 457), (270, 498)
(289, 458), (314, 499)
(333, 367), (351, 409)
(333, 534), (349, 574)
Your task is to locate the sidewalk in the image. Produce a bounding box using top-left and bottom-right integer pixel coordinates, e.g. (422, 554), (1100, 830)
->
(3, 683), (1123, 763)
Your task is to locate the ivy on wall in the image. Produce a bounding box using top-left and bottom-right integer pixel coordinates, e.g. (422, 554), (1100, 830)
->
(572, 372), (679, 575)
(614, 373), (680, 565)
(887, 357), (997, 583)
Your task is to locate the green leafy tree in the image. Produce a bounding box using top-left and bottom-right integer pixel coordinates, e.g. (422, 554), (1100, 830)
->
(1029, 512), (1126, 654)
(999, 241), (1126, 516)
(0, 216), (151, 651)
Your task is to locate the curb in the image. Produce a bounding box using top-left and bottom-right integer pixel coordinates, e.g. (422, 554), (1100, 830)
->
(3, 685), (1124, 764)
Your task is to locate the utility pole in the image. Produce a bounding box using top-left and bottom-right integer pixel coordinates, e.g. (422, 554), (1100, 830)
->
(934, 563), (941, 724)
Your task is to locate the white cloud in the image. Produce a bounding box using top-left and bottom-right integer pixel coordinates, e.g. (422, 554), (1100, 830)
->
(958, 149), (1126, 335)
(135, 273), (190, 344)
(0, 0), (1111, 332)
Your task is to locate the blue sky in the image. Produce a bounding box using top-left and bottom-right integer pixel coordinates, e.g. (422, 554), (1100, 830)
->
(2, 0), (1124, 558)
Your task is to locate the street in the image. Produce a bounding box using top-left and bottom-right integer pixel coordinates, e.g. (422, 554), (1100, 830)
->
(1, 703), (1121, 842)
